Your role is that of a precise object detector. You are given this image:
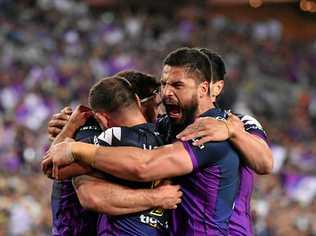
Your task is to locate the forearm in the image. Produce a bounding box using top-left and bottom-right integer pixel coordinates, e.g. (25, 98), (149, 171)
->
(72, 142), (151, 181)
(58, 163), (92, 179)
(51, 124), (77, 146)
(71, 142), (192, 181)
(73, 175), (159, 215)
(230, 130), (273, 174)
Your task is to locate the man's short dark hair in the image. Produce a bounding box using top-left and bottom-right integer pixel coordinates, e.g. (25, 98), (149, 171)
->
(198, 48), (226, 82)
(89, 76), (137, 113)
(163, 47), (213, 83)
(115, 70), (159, 100)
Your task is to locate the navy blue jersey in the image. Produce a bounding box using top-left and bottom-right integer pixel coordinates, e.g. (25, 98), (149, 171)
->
(157, 108), (241, 235)
(88, 123), (169, 236)
(51, 117), (102, 236)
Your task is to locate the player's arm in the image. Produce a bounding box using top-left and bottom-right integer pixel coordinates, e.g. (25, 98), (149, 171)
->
(43, 106), (94, 178)
(44, 162), (92, 179)
(176, 114), (273, 174)
(73, 175), (182, 215)
(46, 141), (192, 181)
(51, 105), (93, 146)
(226, 114), (272, 174)
(44, 138), (228, 181)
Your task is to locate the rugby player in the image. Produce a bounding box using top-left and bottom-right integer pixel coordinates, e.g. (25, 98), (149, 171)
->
(176, 48), (271, 235)
(48, 48), (272, 235)
(46, 72), (180, 236)
(44, 48), (243, 235)
(82, 76), (178, 235)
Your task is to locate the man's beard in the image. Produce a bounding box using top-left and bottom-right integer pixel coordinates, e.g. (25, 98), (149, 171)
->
(170, 95), (198, 136)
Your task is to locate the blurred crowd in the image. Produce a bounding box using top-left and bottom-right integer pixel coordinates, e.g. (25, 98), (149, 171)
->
(0, 1), (316, 235)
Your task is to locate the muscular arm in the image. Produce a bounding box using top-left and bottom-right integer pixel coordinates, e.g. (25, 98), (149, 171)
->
(176, 114), (273, 174)
(73, 175), (181, 215)
(229, 127), (272, 174)
(71, 142), (193, 182)
(227, 114), (273, 174)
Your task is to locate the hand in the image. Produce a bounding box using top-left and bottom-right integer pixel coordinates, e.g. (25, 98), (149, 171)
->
(42, 140), (76, 179)
(176, 113), (244, 146)
(226, 113), (245, 139)
(48, 106), (72, 140)
(153, 184), (182, 209)
(64, 105), (93, 133)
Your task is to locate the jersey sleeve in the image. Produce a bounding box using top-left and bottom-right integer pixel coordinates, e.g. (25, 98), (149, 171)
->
(239, 114), (268, 143)
(181, 140), (231, 171)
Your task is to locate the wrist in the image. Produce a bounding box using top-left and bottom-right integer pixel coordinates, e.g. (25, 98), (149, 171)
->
(72, 142), (97, 168)
(67, 142), (76, 163)
(147, 188), (161, 207)
(227, 116), (245, 141)
(63, 123), (78, 137)
(226, 119), (235, 139)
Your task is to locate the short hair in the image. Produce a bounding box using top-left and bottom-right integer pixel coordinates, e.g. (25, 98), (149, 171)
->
(198, 48), (226, 82)
(163, 47), (213, 83)
(115, 70), (159, 100)
(89, 76), (137, 113)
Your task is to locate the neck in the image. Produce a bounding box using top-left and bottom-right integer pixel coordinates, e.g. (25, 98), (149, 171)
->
(196, 99), (215, 117)
(110, 109), (147, 127)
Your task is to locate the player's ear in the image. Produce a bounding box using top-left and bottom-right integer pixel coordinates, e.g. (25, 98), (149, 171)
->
(210, 80), (224, 102)
(94, 112), (109, 130)
(198, 81), (209, 98)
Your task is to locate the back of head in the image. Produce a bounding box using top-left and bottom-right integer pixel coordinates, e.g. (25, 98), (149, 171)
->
(89, 76), (137, 113)
(115, 70), (159, 100)
(198, 48), (226, 82)
(163, 47), (213, 83)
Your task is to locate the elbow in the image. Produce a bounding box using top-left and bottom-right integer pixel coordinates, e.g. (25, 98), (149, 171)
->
(256, 164), (272, 175)
(133, 164), (152, 182)
(76, 185), (98, 211)
(76, 186), (118, 214)
(102, 206), (126, 216)
(256, 151), (274, 175)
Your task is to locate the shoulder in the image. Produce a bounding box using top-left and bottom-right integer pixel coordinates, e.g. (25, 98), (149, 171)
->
(233, 113), (264, 130)
(234, 113), (268, 141)
(239, 114), (263, 129)
(74, 117), (102, 141)
(97, 127), (123, 145)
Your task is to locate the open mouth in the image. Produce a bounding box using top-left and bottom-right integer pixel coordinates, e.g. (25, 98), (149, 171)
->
(165, 104), (181, 119)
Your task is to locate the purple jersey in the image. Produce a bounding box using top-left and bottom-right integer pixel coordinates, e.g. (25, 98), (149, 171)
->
(157, 111), (269, 236)
(166, 108), (241, 235)
(228, 114), (268, 236)
(51, 118), (102, 236)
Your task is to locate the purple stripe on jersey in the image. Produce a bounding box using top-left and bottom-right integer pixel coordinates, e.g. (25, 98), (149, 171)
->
(229, 166), (254, 236)
(52, 180), (97, 236)
(171, 166), (223, 235)
(97, 214), (110, 236)
(248, 130), (268, 144)
(181, 141), (198, 170)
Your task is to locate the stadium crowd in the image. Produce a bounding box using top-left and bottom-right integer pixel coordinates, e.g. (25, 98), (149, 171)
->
(0, 1), (316, 235)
